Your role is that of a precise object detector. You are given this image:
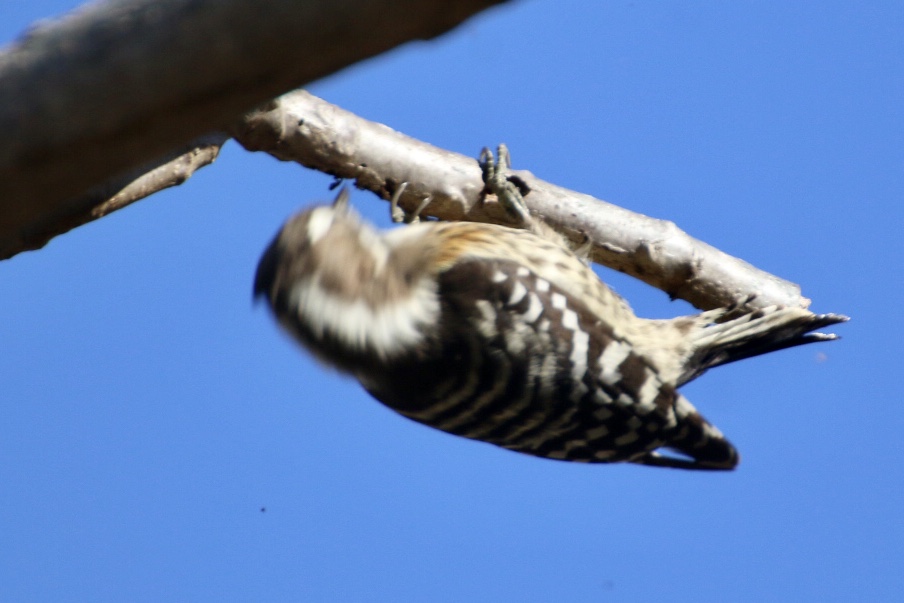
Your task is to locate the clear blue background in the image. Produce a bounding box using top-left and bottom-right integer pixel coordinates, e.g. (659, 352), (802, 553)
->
(2, 2), (901, 601)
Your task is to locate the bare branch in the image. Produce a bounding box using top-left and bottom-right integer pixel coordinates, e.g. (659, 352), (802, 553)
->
(84, 133), (229, 220)
(0, 0), (510, 259)
(17, 133), (230, 252)
(0, 0), (813, 312)
(232, 90), (811, 311)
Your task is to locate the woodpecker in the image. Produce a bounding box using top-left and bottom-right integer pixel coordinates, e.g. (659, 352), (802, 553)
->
(254, 181), (845, 470)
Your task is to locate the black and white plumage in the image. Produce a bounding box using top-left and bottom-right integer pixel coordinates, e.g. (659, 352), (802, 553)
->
(254, 188), (846, 470)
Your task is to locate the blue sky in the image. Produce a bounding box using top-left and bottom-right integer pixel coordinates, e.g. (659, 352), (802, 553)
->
(2, 1), (902, 601)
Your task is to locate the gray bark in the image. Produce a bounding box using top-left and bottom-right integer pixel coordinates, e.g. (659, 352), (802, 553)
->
(0, 0), (510, 258)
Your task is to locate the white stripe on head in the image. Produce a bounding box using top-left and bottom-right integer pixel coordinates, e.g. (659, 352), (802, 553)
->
(305, 207), (336, 244)
(287, 277), (439, 359)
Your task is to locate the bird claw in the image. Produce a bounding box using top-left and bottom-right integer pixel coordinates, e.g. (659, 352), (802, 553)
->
(479, 144), (532, 226)
(390, 181), (432, 224)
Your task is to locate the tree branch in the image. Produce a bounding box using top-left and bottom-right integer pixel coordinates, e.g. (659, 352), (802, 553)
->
(0, 0), (510, 259)
(0, 1), (817, 312)
(19, 133), (229, 252)
(232, 90), (811, 311)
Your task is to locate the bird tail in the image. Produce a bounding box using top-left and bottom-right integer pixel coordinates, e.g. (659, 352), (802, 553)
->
(676, 305), (849, 386)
